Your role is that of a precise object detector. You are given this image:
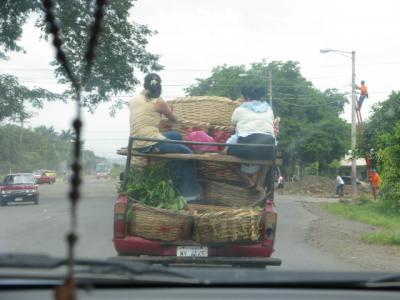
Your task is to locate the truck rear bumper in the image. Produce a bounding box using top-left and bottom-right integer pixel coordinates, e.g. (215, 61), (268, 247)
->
(113, 235), (274, 258)
(109, 255), (281, 268)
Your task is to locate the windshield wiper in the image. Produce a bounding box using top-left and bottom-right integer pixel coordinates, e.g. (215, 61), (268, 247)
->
(363, 274), (400, 288)
(0, 254), (203, 284)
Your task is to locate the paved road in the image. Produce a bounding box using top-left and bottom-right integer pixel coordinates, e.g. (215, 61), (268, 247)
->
(0, 178), (116, 259)
(274, 194), (360, 271)
(0, 179), (360, 271)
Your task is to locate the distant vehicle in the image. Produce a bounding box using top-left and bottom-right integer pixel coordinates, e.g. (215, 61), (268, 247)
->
(341, 176), (368, 187)
(33, 170), (56, 184)
(1, 173), (39, 206)
(96, 170), (110, 180)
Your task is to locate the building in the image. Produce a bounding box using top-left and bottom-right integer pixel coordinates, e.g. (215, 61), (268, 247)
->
(339, 155), (367, 180)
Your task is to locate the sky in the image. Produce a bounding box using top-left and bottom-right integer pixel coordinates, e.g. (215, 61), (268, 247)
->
(1, 0), (400, 159)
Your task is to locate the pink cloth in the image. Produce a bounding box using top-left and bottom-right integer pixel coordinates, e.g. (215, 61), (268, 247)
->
(185, 131), (219, 152)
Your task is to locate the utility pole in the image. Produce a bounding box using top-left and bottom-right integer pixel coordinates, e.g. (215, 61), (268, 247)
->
(351, 50), (357, 201)
(268, 68), (272, 108)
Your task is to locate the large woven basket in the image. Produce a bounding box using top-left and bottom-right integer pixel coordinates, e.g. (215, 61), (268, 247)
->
(167, 96), (239, 126)
(198, 161), (243, 183)
(159, 119), (210, 137)
(202, 181), (265, 207)
(128, 203), (194, 242)
(193, 208), (262, 244)
(131, 156), (168, 170)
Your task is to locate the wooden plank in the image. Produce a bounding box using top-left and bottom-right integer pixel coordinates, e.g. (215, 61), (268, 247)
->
(117, 148), (271, 165)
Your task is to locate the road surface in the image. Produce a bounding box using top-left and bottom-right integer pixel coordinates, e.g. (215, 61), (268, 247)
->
(0, 179), (360, 271)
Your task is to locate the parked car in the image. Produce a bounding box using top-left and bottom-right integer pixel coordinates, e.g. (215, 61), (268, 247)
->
(33, 170), (56, 184)
(1, 173), (39, 206)
(341, 176), (366, 186)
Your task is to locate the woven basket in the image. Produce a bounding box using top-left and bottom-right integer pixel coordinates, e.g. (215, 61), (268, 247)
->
(159, 119), (210, 137)
(202, 181), (265, 207)
(128, 203), (194, 242)
(198, 161), (243, 183)
(168, 96), (239, 126)
(186, 203), (236, 214)
(193, 208), (262, 244)
(130, 156), (168, 170)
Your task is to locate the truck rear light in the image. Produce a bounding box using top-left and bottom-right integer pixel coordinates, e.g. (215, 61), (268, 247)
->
(114, 194), (128, 239)
(114, 220), (126, 239)
(262, 209), (277, 248)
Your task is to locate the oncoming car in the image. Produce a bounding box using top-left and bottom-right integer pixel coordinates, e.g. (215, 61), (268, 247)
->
(33, 170), (56, 184)
(96, 170), (110, 180)
(0, 173), (39, 206)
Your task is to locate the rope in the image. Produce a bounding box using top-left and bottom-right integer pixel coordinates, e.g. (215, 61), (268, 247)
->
(42, 1), (108, 299)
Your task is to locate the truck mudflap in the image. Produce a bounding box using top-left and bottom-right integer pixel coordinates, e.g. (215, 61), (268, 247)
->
(109, 255), (282, 268)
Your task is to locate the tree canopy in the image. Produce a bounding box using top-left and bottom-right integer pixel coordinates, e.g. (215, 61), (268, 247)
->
(0, 0), (161, 120)
(361, 91), (400, 210)
(185, 60), (351, 174)
(0, 124), (102, 175)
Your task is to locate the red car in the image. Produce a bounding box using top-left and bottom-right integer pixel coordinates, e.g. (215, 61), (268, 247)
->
(1, 173), (39, 206)
(34, 171), (56, 184)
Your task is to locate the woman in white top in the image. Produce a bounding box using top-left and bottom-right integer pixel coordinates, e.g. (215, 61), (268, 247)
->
(227, 86), (276, 191)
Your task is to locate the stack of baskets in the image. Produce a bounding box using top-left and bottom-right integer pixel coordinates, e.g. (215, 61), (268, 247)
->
(124, 96), (267, 244)
(160, 96), (244, 184)
(127, 202), (263, 244)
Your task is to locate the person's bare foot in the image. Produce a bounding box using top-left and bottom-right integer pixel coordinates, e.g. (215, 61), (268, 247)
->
(242, 174), (255, 189)
(255, 185), (264, 192)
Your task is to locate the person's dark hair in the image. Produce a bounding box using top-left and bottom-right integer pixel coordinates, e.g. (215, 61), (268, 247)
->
(240, 85), (266, 101)
(143, 73), (162, 99)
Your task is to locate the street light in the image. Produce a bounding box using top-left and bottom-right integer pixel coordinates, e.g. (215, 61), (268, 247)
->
(320, 48), (357, 201)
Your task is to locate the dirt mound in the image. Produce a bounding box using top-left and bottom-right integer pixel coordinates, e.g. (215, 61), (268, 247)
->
(284, 175), (372, 198)
(285, 175), (335, 197)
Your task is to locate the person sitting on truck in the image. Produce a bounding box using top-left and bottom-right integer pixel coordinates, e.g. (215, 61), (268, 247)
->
(129, 73), (201, 201)
(226, 86), (276, 192)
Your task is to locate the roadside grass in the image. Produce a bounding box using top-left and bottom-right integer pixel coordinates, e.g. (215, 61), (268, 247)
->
(321, 199), (400, 245)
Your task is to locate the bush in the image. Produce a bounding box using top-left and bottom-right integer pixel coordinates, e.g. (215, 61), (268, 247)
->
(378, 123), (400, 212)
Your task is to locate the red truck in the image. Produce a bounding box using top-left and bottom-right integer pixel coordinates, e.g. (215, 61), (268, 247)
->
(113, 137), (280, 268)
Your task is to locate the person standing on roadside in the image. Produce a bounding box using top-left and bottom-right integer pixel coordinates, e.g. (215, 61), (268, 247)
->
(336, 174), (344, 197)
(370, 169), (382, 200)
(277, 175), (285, 194)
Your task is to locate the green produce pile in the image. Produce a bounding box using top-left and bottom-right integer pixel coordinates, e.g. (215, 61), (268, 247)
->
(123, 165), (187, 210)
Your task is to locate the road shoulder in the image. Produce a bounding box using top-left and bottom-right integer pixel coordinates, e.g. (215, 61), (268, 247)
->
(303, 202), (400, 272)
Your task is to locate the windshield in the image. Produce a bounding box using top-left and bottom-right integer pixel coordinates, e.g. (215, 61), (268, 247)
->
(3, 174), (35, 185)
(0, 0), (399, 283)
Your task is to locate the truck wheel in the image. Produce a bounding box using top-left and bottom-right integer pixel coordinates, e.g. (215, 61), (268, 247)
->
(1, 200), (7, 207)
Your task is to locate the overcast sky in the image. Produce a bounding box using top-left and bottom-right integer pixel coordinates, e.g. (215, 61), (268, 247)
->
(1, 0), (400, 159)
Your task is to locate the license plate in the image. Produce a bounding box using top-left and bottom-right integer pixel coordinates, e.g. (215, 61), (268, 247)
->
(14, 197), (23, 202)
(176, 246), (208, 257)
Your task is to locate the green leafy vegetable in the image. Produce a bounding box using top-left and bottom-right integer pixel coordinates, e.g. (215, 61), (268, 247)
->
(123, 165), (187, 210)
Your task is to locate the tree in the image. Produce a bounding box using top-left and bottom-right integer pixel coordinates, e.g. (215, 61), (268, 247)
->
(0, 124), (73, 174)
(185, 60), (350, 175)
(362, 91), (400, 155)
(361, 92), (400, 210)
(377, 122), (400, 211)
(0, 74), (61, 122)
(0, 0), (161, 117)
